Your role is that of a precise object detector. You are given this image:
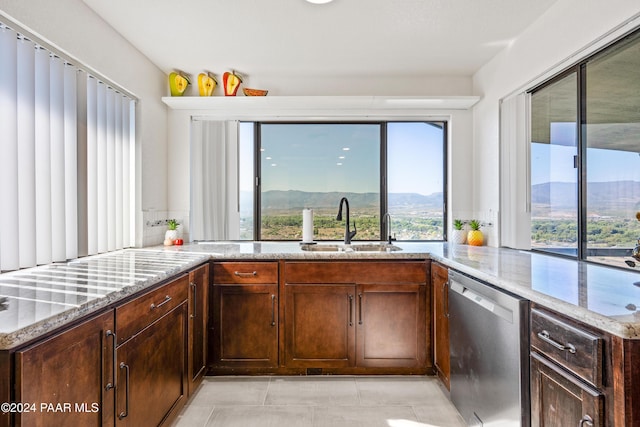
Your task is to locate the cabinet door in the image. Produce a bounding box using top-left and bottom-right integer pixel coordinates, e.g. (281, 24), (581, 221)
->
(432, 262), (450, 389)
(284, 284), (356, 368)
(188, 263), (209, 394)
(356, 283), (426, 368)
(211, 284), (278, 367)
(15, 310), (116, 427)
(531, 352), (604, 427)
(116, 305), (187, 427)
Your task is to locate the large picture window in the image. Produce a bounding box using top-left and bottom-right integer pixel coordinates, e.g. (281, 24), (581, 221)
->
(530, 29), (640, 269)
(238, 121), (446, 241)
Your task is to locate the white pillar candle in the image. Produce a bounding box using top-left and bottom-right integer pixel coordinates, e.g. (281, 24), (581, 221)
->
(302, 209), (314, 243)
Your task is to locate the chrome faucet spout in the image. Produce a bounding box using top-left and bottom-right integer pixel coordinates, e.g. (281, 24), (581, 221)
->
(337, 197), (356, 245)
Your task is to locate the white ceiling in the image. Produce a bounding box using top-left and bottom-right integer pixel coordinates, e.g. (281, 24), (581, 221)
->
(82, 0), (558, 79)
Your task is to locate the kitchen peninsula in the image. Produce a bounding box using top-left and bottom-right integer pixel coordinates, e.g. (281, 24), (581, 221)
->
(1, 243), (639, 426)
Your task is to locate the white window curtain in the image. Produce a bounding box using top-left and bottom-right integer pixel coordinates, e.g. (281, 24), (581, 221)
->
(0, 23), (135, 272)
(499, 92), (531, 249)
(190, 120), (239, 241)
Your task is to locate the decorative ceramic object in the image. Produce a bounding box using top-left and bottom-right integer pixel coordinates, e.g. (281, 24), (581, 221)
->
(243, 88), (268, 96)
(198, 72), (217, 96)
(223, 70), (243, 96)
(169, 72), (190, 96)
(467, 219), (484, 246)
(164, 219), (179, 245)
(451, 219), (466, 244)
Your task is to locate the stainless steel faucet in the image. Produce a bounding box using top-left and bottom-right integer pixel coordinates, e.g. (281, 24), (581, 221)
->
(336, 197), (357, 245)
(382, 212), (395, 244)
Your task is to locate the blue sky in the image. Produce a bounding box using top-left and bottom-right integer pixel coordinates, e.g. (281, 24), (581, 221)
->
(531, 122), (640, 185)
(240, 122), (445, 196)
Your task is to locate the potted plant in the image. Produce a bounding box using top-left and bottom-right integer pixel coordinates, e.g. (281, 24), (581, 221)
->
(451, 219), (467, 244)
(467, 220), (483, 246)
(164, 219), (179, 246)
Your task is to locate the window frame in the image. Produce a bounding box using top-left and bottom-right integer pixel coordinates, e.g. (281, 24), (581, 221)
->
(249, 120), (447, 242)
(528, 27), (640, 265)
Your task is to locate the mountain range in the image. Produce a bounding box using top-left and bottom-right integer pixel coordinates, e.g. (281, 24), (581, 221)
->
(531, 181), (640, 214)
(242, 190), (443, 215)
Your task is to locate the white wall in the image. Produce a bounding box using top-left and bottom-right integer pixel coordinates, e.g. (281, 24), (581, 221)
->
(472, 0), (640, 246)
(0, 0), (169, 246)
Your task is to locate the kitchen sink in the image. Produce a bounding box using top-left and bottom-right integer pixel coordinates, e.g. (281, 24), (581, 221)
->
(300, 243), (402, 252)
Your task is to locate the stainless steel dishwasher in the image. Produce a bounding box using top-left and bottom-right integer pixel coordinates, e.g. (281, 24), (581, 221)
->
(448, 270), (530, 426)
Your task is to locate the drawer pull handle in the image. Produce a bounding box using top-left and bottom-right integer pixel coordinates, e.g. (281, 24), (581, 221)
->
(538, 330), (576, 354)
(105, 330), (116, 391)
(578, 415), (594, 427)
(150, 295), (172, 310)
(118, 362), (130, 419)
(234, 271), (257, 277)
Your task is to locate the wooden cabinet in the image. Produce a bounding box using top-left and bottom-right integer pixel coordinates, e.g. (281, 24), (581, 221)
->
(531, 352), (603, 427)
(116, 304), (187, 427)
(210, 262), (279, 369)
(356, 283), (426, 368)
(530, 306), (606, 427)
(431, 262), (450, 389)
(283, 260), (428, 372)
(187, 263), (209, 394)
(284, 284), (356, 368)
(14, 311), (116, 427)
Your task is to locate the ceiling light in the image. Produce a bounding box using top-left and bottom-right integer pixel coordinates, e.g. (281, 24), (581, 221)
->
(306, 0), (334, 3)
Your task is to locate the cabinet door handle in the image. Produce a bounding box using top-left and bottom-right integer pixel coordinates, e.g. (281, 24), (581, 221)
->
(443, 280), (449, 318)
(348, 294), (354, 326)
(537, 330), (577, 354)
(234, 271), (257, 277)
(150, 295), (172, 310)
(578, 415), (594, 427)
(190, 282), (197, 319)
(270, 294), (276, 326)
(105, 330), (116, 391)
(118, 362), (130, 420)
(358, 293), (363, 325)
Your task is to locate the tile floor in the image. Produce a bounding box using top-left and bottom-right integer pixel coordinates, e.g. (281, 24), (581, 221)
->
(172, 376), (466, 427)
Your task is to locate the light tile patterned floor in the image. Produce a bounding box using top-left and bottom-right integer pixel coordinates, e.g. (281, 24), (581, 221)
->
(172, 376), (466, 427)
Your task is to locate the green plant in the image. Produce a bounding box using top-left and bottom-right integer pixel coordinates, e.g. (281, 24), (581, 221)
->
(469, 219), (481, 231)
(167, 219), (179, 230)
(453, 219), (464, 230)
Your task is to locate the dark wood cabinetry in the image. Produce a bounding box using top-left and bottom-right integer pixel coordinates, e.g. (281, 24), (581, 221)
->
(356, 283), (426, 368)
(116, 304), (187, 427)
(284, 283), (356, 368)
(14, 311), (116, 427)
(531, 352), (603, 427)
(5, 266), (205, 427)
(530, 306), (606, 427)
(283, 260), (428, 373)
(431, 262), (450, 389)
(210, 262), (279, 370)
(188, 263), (209, 394)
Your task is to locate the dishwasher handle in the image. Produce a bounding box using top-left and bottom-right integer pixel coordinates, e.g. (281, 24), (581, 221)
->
(449, 279), (514, 323)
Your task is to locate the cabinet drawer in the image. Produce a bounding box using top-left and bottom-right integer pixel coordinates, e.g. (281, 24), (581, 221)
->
(285, 261), (426, 284)
(213, 262), (278, 284)
(530, 308), (603, 387)
(116, 275), (189, 344)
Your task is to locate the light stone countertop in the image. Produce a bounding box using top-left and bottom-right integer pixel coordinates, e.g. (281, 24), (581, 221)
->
(0, 249), (210, 350)
(2, 241), (640, 350)
(159, 241), (640, 339)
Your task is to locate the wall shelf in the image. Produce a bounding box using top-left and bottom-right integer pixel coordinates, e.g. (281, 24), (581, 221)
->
(161, 95), (480, 119)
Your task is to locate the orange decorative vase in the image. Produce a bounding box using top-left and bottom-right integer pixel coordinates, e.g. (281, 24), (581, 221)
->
(467, 220), (483, 246)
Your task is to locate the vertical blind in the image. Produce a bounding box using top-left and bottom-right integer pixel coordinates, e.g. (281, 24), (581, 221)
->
(0, 23), (135, 272)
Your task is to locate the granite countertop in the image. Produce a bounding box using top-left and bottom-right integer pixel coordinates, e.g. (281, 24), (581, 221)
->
(0, 249), (210, 350)
(159, 241), (640, 339)
(2, 241), (640, 349)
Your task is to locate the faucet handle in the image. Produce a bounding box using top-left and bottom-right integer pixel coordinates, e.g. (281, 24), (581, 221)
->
(350, 222), (357, 239)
